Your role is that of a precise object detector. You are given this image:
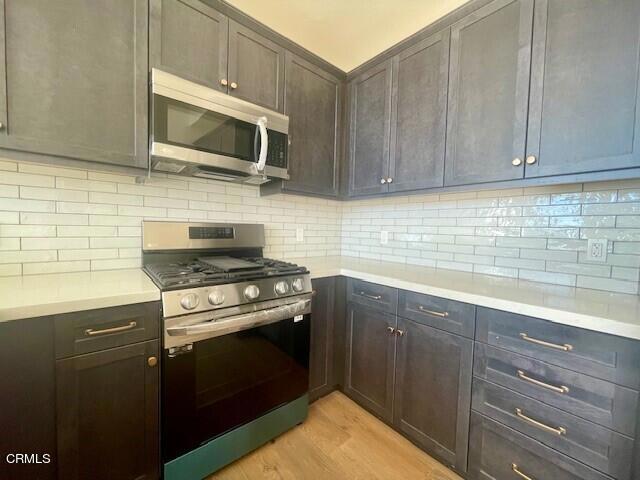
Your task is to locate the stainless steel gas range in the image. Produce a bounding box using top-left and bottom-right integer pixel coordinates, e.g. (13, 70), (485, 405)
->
(141, 221), (311, 480)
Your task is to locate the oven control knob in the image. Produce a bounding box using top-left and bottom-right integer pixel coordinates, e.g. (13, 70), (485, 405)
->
(244, 285), (260, 300)
(291, 278), (305, 292)
(180, 293), (200, 310)
(208, 290), (225, 306)
(274, 281), (290, 295)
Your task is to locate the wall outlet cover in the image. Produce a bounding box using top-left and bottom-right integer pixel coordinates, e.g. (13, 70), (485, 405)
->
(295, 227), (304, 242)
(587, 238), (607, 263)
(380, 230), (389, 245)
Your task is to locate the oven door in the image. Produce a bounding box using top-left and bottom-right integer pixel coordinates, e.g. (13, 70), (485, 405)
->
(162, 309), (310, 463)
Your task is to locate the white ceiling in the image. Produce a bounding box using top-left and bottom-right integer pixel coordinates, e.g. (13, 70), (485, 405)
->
(225, 0), (468, 72)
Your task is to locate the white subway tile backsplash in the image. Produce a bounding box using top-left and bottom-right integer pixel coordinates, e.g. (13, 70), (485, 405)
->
(2, 160), (640, 294)
(0, 198), (56, 213)
(21, 237), (88, 250)
(20, 212), (88, 225)
(23, 260), (90, 275)
(0, 212), (19, 224)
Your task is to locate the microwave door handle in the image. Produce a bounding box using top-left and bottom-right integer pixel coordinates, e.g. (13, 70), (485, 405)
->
(256, 116), (268, 173)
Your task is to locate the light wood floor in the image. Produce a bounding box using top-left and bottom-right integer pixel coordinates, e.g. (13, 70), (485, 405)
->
(209, 391), (462, 480)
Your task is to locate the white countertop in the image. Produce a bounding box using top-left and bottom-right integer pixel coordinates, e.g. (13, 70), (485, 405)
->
(0, 269), (160, 322)
(291, 256), (640, 341)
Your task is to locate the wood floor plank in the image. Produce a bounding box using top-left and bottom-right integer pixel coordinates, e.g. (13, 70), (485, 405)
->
(210, 391), (462, 480)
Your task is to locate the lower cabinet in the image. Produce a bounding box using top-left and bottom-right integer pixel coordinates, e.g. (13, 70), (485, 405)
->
(0, 317), (56, 480)
(56, 340), (160, 480)
(309, 277), (336, 401)
(468, 412), (611, 480)
(394, 318), (473, 472)
(344, 303), (396, 421)
(343, 293), (474, 474)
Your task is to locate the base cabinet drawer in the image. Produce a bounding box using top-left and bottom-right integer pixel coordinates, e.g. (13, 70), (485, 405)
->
(398, 290), (475, 338)
(472, 378), (634, 480)
(468, 412), (612, 480)
(347, 278), (398, 314)
(54, 302), (160, 358)
(476, 307), (640, 389)
(474, 343), (639, 436)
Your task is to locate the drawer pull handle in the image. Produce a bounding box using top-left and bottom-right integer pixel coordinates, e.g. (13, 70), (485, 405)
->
(520, 332), (573, 352)
(511, 463), (535, 480)
(417, 305), (449, 318)
(515, 408), (566, 436)
(85, 321), (137, 337)
(517, 370), (569, 394)
(358, 291), (382, 301)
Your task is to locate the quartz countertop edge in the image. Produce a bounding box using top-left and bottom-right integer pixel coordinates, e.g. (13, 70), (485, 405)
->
(0, 269), (161, 322)
(292, 256), (640, 341)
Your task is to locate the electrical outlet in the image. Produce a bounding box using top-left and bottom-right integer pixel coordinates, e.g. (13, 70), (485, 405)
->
(295, 227), (304, 242)
(587, 238), (607, 263)
(380, 230), (389, 245)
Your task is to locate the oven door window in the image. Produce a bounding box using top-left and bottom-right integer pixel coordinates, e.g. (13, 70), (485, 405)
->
(162, 315), (309, 462)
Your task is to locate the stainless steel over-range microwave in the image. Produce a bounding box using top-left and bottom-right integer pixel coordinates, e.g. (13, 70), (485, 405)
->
(150, 69), (289, 184)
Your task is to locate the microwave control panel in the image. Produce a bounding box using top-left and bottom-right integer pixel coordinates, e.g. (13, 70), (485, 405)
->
(266, 131), (288, 169)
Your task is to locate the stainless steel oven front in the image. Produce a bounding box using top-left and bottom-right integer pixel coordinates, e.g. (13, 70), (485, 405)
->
(150, 68), (289, 184)
(161, 295), (311, 464)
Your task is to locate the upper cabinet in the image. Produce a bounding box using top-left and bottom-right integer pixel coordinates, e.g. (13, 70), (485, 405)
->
(348, 60), (393, 196)
(282, 52), (342, 196)
(348, 0), (640, 196)
(150, 0), (284, 112)
(227, 20), (285, 112)
(0, 0), (149, 168)
(525, 0), (640, 177)
(389, 30), (449, 192)
(149, 0), (228, 92)
(445, 0), (533, 186)
(348, 29), (450, 196)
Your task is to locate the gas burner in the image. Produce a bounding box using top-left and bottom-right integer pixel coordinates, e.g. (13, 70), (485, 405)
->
(143, 257), (308, 290)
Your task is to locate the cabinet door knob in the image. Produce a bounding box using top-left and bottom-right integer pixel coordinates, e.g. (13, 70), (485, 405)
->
(230, 82), (238, 90)
(512, 158), (523, 166)
(386, 178), (393, 183)
(526, 155), (537, 165)
(380, 178), (387, 184)
(147, 356), (158, 367)
(396, 329), (405, 337)
(386, 326), (396, 334)
(0, 121), (5, 130)
(220, 78), (228, 86)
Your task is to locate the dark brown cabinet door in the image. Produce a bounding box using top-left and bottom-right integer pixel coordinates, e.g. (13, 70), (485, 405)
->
(0, 0), (148, 168)
(525, 0), (640, 177)
(56, 340), (160, 480)
(309, 277), (336, 401)
(283, 52), (342, 196)
(393, 318), (473, 473)
(389, 30), (449, 192)
(344, 303), (396, 421)
(348, 60), (393, 196)
(0, 317), (56, 480)
(445, 0), (533, 186)
(228, 20), (285, 112)
(150, 0), (228, 91)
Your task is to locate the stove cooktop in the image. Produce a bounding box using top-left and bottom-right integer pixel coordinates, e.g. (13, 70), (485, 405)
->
(143, 256), (308, 290)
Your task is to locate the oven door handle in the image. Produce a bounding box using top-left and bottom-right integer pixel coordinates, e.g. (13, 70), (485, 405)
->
(166, 298), (311, 338)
